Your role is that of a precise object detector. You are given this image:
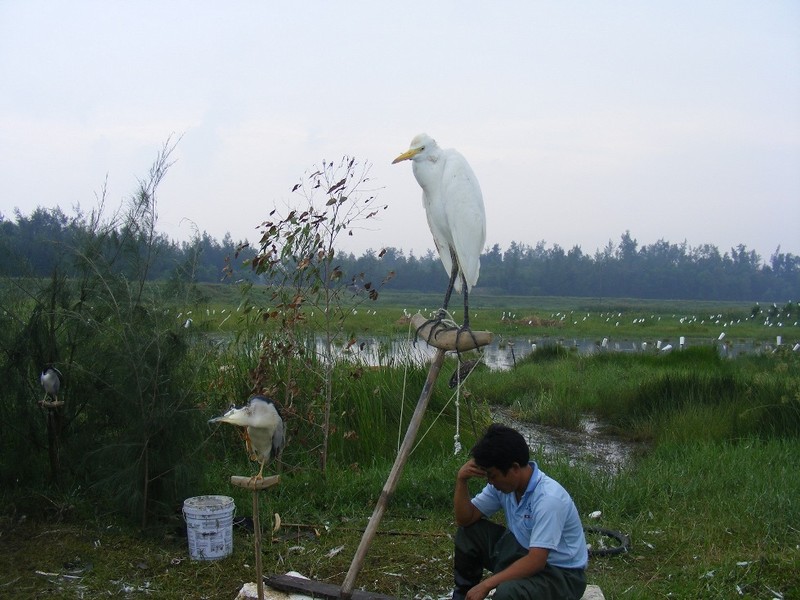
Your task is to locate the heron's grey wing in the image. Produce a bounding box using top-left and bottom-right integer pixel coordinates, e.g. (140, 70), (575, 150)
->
(272, 419), (286, 460)
(441, 150), (486, 291)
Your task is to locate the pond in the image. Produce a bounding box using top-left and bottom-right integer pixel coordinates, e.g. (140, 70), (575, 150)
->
(492, 407), (646, 475)
(322, 332), (771, 371)
(312, 336), (649, 474)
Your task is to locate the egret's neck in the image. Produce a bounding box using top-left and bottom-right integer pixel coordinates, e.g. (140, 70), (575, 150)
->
(411, 153), (441, 193)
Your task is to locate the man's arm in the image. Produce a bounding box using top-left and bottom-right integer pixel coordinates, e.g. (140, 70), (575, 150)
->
(454, 459), (484, 527)
(466, 547), (549, 600)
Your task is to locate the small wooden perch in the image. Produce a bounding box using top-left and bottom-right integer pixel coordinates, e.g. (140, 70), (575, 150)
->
(38, 399), (64, 409)
(411, 313), (493, 351)
(230, 475), (281, 491)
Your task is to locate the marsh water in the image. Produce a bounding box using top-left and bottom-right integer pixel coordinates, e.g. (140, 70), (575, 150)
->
(260, 331), (766, 473)
(318, 333), (764, 371)
(492, 407), (645, 474)
(310, 336), (652, 473)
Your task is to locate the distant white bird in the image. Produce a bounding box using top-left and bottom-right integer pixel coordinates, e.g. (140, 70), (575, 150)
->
(393, 134), (486, 334)
(209, 395), (285, 479)
(39, 367), (63, 407)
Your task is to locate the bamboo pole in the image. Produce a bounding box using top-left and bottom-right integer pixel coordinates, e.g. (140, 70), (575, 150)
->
(253, 490), (263, 600)
(339, 347), (447, 599)
(231, 475), (280, 600)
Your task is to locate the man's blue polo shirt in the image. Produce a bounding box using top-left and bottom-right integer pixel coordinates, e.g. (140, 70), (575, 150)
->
(471, 461), (588, 569)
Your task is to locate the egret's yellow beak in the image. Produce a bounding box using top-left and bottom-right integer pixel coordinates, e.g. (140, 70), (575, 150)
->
(392, 147), (422, 164)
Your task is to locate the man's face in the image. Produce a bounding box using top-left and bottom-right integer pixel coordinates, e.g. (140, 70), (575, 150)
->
(483, 464), (519, 494)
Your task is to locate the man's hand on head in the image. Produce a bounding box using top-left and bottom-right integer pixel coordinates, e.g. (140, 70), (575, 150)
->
(457, 459), (487, 482)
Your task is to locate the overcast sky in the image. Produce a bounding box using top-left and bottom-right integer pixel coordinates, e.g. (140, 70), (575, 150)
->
(2, 1), (799, 262)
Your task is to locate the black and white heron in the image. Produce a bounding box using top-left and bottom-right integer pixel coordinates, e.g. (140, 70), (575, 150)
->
(39, 367), (63, 407)
(209, 395), (285, 480)
(392, 134), (486, 337)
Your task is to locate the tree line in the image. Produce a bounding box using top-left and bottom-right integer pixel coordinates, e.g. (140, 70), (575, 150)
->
(2, 206), (798, 301)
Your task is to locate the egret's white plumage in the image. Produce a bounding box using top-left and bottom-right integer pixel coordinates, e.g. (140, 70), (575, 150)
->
(393, 134), (486, 328)
(209, 395), (285, 479)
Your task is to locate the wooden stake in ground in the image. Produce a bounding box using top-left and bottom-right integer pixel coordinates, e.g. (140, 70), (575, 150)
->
(339, 314), (493, 599)
(231, 475), (280, 600)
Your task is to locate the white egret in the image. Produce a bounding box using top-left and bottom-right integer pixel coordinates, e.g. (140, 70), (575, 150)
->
(392, 134), (486, 337)
(209, 395), (285, 480)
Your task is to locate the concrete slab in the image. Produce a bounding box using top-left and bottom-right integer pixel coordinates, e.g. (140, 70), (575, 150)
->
(582, 584), (606, 600)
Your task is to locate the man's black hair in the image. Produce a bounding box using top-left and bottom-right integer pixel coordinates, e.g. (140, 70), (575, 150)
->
(470, 423), (529, 474)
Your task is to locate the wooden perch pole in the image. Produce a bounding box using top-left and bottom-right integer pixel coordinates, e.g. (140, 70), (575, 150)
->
(339, 346), (447, 599)
(339, 316), (493, 599)
(265, 316), (492, 600)
(253, 489), (263, 600)
(231, 475), (280, 600)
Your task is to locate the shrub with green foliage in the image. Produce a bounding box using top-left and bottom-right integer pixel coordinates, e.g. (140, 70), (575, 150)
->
(0, 142), (216, 527)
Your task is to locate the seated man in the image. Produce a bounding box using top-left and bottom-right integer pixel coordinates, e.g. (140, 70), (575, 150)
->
(453, 424), (588, 600)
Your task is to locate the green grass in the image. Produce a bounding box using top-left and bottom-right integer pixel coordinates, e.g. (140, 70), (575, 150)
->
(2, 287), (799, 598)
(468, 345), (800, 443)
(585, 439), (800, 599)
(2, 440), (798, 598)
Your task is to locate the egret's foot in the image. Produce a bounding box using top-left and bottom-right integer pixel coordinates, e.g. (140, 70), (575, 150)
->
(414, 310), (449, 345)
(454, 324), (480, 355)
(414, 318), (440, 345)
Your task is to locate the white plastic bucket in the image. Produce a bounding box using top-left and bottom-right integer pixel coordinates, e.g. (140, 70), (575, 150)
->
(183, 495), (235, 560)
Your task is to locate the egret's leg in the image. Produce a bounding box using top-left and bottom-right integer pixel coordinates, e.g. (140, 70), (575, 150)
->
(440, 256), (460, 314)
(462, 279), (470, 329)
(454, 274), (480, 352)
(415, 261), (460, 343)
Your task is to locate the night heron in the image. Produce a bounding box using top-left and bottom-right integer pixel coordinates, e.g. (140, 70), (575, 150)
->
(40, 367), (62, 407)
(392, 134), (486, 337)
(209, 395), (285, 479)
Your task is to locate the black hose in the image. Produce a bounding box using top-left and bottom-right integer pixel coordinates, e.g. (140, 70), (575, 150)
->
(584, 526), (630, 557)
